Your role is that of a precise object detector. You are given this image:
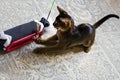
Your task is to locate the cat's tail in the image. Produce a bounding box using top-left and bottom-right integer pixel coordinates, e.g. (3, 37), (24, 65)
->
(93, 14), (119, 29)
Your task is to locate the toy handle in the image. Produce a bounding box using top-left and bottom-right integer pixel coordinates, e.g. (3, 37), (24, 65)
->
(40, 17), (50, 27)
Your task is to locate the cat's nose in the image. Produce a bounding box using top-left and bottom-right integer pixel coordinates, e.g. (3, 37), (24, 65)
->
(53, 21), (57, 25)
(53, 22), (56, 26)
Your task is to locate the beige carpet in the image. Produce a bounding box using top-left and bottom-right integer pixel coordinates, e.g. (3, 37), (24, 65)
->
(0, 0), (120, 80)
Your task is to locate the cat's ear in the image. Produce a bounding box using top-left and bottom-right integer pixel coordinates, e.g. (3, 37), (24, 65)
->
(57, 6), (67, 14)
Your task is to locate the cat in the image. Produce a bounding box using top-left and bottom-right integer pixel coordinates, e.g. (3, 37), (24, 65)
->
(33, 6), (119, 53)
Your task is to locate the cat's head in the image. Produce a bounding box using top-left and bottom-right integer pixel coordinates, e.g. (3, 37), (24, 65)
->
(53, 6), (74, 31)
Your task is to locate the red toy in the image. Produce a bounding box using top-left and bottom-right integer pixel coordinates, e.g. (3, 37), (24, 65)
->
(0, 17), (49, 53)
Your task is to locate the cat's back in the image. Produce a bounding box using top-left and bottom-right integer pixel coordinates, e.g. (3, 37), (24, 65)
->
(70, 27), (82, 41)
(77, 23), (94, 35)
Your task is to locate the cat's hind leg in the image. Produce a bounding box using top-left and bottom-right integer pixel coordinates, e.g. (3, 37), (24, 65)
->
(83, 46), (91, 53)
(83, 38), (95, 53)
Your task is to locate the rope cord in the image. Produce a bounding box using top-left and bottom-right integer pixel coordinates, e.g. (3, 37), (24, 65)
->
(47, 0), (56, 20)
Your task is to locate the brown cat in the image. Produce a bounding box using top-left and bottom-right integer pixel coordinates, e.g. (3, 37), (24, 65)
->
(33, 6), (119, 53)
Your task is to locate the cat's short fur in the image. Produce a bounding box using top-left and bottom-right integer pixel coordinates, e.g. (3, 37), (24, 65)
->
(33, 6), (119, 53)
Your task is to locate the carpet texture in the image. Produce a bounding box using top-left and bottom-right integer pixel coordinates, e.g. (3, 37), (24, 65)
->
(0, 0), (120, 80)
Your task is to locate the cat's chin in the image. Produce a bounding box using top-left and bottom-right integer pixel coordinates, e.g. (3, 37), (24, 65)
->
(57, 28), (68, 32)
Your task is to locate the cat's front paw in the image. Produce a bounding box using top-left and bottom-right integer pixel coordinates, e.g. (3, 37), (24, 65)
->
(33, 47), (45, 54)
(35, 38), (44, 44)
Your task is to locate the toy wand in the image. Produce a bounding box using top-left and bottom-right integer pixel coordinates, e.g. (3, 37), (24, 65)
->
(47, 0), (56, 20)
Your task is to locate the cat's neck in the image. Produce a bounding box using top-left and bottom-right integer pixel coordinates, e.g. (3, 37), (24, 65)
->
(71, 25), (77, 34)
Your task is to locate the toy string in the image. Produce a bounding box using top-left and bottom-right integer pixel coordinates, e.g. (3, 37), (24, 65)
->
(47, 0), (56, 20)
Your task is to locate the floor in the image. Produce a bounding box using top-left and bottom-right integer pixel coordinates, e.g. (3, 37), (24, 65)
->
(0, 0), (120, 80)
